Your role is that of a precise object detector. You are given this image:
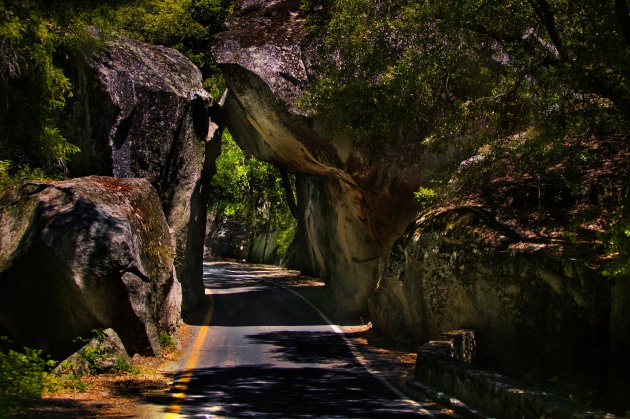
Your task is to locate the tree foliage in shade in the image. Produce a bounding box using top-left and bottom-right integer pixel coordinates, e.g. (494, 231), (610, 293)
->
(300, 0), (630, 148)
(300, 0), (630, 277)
(0, 0), (85, 172)
(103, 0), (234, 98)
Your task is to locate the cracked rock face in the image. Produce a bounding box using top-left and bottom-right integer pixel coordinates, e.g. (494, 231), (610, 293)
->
(61, 30), (222, 308)
(0, 177), (181, 358)
(213, 0), (457, 311)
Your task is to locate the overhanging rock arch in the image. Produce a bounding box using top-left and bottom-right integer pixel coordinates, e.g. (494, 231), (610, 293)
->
(212, 0), (456, 311)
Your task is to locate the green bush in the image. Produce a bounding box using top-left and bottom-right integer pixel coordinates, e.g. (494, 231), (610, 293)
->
(0, 160), (56, 193)
(44, 370), (88, 395)
(110, 357), (138, 374)
(210, 130), (297, 261)
(159, 333), (177, 350)
(0, 337), (56, 417)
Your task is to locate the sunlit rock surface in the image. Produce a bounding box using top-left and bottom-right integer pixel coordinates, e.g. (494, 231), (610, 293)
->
(0, 177), (181, 359)
(61, 29), (222, 308)
(213, 0), (456, 310)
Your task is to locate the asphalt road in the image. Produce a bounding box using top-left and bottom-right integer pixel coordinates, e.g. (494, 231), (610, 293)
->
(165, 261), (444, 418)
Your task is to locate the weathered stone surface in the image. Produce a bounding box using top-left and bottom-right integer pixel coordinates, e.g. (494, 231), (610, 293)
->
(56, 328), (129, 376)
(213, 0), (458, 310)
(369, 207), (611, 391)
(0, 177), (181, 359)
(410, 329), (612, 418)
(61, 29), (222, 308)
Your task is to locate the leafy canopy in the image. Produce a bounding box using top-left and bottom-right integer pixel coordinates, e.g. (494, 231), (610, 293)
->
(210, 130), (296, 256)
(301, 0), (630, 148)
(300, 0), (630, 276)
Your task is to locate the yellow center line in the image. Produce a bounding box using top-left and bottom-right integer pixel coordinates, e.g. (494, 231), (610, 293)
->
(165, 294), (214, 418)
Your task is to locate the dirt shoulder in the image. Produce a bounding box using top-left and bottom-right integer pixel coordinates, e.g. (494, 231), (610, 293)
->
(24, 340), (184, 418)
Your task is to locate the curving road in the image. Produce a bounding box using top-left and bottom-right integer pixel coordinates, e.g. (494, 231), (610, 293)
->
(164, 261), (449, 418)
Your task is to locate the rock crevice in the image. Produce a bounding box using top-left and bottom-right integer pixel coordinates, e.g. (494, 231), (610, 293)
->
(61, 30), (222, 307)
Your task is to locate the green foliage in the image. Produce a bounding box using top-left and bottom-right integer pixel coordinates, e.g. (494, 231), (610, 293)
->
(44, 369), (88, 394)
(276, 225), (296, 256)
(0, 1), (84, 173)
(414, 186), (440, 210)
(105, 0), (234, 97)
(302, 0), (630, 275)
(210, 130), (297, 259)
(603, 222), (630, 278)
(300, 0), (630, 149)
(110, 357), (138, 374)
(0, 160), (55, 192)
(159, 333), (177, 350)
(0, 336), (56, 417)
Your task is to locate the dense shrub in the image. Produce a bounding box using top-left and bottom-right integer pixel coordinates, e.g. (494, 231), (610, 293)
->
(0, 337), (55, 418)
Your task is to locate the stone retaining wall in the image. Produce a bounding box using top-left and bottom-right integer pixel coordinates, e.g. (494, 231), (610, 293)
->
(410, 330), (614, 418)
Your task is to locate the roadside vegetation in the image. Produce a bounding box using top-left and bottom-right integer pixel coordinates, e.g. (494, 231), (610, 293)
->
(0, 329), (180, 418)
(0, 337), (55, 418)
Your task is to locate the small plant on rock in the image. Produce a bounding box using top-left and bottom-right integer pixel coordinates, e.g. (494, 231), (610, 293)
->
(159, 333), (177, 351)
(73, 329), (108, 374)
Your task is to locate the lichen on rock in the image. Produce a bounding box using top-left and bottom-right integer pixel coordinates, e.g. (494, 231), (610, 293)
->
(369, 206), (611, 392)
(0, 177), (181, 359)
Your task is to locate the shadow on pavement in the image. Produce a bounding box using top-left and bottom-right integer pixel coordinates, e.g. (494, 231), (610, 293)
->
(25, 399), (136, 418)
(168, 260), (455, 418)
(245, 330), (357, 366)
(175, 364), (423, 418)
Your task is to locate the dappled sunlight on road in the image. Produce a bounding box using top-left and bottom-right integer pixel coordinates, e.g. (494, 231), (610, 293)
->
(164, 259), (456, 418)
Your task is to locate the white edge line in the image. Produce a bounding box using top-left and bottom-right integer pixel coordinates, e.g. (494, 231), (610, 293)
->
(274, 283), (436, 418)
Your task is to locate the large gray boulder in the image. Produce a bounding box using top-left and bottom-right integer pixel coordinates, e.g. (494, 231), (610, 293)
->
(0, 177), (181, 359)
(212, 0), (457, 311)
(368, 207), (611, 393)
(61, 29), (222, 308)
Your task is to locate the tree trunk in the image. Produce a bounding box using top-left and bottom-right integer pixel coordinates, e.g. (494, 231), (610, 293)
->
(279, 167), (298, 219)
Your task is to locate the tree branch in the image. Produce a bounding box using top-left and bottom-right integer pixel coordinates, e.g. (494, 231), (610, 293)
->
(527, 0), (563, 55)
